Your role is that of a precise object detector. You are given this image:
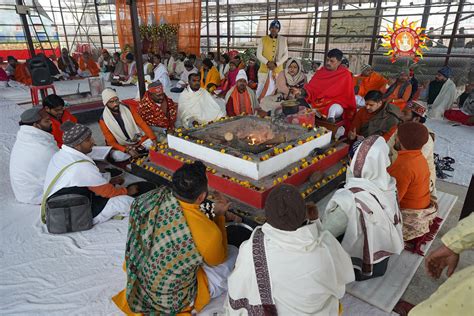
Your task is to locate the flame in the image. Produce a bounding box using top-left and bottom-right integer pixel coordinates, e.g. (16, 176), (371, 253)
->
(248, 136), (257, 145)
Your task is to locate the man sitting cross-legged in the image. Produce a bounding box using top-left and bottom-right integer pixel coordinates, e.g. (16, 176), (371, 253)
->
(177, 73), (225, 128)
(348, 90), (402, 142)
(387, 101), (437, 199)
(10, 108), (58, 205)
(322, 136), (404, 281)
(42, 122), (136, 225)
(224, 69), (259, 116)
(383, 70), (412, 110)
(388, 121), (438, 253)
(226, 184), (354, 315)
(353, 64), (388, 98)
(99, 88), (157, 161)
(291, 49), (356, 124)
(113, 161), (239, 314)
(425, 66), (457, 119)
(137, 80), (177, 133)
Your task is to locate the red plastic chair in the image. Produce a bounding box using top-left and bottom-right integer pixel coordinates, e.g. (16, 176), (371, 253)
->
(30, 84), (56, 106)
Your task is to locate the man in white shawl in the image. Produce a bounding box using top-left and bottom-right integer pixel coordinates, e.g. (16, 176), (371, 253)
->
(425, 66), (457, 119)
(170, 60), (198, 93)
(10, 108), (58, 205)
(43, 121), (136, 225)
(322, 135), (404, 280)
(226, 184), (354, 315)
(224, 70), (259, 116)
(99, 89), (157, 161)
(152, 54), (171, 88)
(177, 73), (225, 128)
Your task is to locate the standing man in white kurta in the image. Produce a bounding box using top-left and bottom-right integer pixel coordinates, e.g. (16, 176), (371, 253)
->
(256, 20), (289, 101)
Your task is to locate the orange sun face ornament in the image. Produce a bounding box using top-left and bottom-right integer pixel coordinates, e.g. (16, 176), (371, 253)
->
(381, 19), (429, 63)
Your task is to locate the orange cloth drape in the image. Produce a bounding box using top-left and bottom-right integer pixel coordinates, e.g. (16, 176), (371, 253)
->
(115, 0), (201, 55)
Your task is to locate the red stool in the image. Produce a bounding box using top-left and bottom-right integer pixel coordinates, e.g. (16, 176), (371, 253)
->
(30, 84), (56, 106)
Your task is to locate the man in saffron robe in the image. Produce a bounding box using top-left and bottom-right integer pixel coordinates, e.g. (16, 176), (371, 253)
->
(138, 81), (177, 131)
(225, 70), (259, 116)
(354, 64), (388, 97)
(78, 51), (100, 77)
(383, 70), (412, 110)
(292, 48), (356, 124)
(7, 56), (32, 85)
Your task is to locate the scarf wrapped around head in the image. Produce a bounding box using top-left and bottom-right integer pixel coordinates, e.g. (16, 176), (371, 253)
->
(284, 58), (306, 88)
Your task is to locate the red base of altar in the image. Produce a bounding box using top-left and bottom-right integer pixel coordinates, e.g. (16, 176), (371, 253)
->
(148, 144), (349, 209)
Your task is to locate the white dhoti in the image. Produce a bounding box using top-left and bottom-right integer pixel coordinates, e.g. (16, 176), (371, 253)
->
(256, 71), (276, 100)
(92, 195), (135, 225)
(202, 245), (239, 298)
(328, 103), (344, 119)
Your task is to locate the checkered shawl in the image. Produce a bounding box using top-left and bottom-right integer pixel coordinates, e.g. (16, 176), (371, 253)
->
(125, 186), (203, 314)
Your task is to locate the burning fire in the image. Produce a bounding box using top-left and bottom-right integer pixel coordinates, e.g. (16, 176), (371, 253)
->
(249, 137), (257, 145)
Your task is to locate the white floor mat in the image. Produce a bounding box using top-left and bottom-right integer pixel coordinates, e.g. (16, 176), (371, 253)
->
(344, 191), (458, 312)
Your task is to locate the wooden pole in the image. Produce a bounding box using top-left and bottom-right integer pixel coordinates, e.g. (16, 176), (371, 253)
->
(368, 0), (383, 65)
(445, 0), (465, 65)
(128, 0), (145, 98)
(16, 0), (36, 57)
(323, 0), (333, 58)
(311, 0), (319, 61)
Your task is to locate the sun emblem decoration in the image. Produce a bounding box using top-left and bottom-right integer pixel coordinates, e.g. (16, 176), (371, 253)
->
(381, 19), (429, 63)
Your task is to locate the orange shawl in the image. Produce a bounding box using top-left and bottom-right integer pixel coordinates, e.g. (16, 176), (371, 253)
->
(355, 72), (388, 97)
(230, 87), (253, 116)
(79, 57), (99, 76)
(14, 63), (32, 85)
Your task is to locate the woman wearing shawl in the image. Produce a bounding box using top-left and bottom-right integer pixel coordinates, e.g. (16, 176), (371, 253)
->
(322, 136), (404, 280)
(259, 58), (307, 112)
(200, 58), (221, 93)
(219, 59), (240, 94)
(121, 53), (137, 85)
(218, 53), (230, 80)
(246, 56), (260, 90)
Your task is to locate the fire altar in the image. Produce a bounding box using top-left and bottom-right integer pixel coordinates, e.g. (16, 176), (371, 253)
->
(131, 115), (349, 224)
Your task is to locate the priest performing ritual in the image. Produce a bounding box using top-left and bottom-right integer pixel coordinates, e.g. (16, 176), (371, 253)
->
(292, 49), (356, 124)
(138, 81), (177, 131)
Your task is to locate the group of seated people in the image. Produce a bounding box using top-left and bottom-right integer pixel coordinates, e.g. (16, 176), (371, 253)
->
(7, 42), (472, 315)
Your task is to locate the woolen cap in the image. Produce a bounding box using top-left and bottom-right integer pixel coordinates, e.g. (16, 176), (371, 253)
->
(102, 88), (118, 106)
(397, 121), (429, 150)
(265, 184), (306, 231)
(270, 19), (281, 30)
(361, 64), (372, 73)
(236, 69), (248, 82)
(438, 66), (452, 79)
(61, 121), (92, 147)
(20, 107), (42, 124)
